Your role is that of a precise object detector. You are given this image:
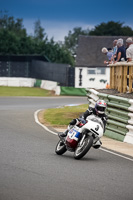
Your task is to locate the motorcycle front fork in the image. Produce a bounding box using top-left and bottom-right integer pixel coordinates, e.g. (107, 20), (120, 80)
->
(79, 134), (86, 146)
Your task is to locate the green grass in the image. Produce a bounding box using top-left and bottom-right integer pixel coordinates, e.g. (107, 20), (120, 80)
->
(44, 104), (88, 126)
(0, 86), (53, 96)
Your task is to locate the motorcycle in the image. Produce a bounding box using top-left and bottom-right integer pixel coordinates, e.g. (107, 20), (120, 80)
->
(55, 115), (104, 159)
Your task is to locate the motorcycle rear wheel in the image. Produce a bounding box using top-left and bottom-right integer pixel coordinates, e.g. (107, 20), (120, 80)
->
(74, 135), (93, 160)
(55, 140), (67, 155)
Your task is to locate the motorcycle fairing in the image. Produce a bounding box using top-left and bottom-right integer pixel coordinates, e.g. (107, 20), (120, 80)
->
(66, 128), (81, 148)
(68, 128), (80, 141)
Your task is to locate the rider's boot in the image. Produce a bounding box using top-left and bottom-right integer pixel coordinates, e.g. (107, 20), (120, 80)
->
(93, 139), (102, 149)
(59, 123), (74, 138)
(59, 129), (68, 138)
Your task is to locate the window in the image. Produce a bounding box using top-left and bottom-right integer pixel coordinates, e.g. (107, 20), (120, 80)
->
(87, 68), (96, 74)
(97, 68), (106, 74)
(87, 68), (106, 75)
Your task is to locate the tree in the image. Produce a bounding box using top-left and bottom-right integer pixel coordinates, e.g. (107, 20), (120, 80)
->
(34, 19), (46, 41)
(89, 21), (133, 36)
(0, 10), (26, 37)
(43, 38), (75, 66)
(18, 35), (37, 54)
(0, 29), (19, 54)
(0, 11), (77, 65)
(64, 27), (90, 55)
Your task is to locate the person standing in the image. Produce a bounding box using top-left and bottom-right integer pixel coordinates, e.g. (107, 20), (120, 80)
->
(115, 38), (126, 62)
(126, 37), (133, 90)
(126, 37), (133, 62)
(112, 39), (118, 60)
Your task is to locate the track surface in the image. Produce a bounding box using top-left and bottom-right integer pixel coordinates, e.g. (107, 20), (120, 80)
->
(0, 97), (133, 200)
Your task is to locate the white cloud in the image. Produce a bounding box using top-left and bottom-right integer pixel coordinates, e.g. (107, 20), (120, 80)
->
(23, 19), (94, 42)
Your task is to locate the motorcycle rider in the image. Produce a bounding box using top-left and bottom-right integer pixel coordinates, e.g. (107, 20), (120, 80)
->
(60, 99), (108, 149)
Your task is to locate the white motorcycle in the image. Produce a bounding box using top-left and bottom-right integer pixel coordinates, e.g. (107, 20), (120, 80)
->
(55, 115), (104, 159)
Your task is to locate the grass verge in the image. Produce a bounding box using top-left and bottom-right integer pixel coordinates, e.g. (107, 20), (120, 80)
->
(0, 86), (54, 96)
(43, 104), (88, 127)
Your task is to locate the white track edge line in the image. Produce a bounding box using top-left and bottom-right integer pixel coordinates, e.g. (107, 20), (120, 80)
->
(34, 109), (58, 135)
(34, 109), (133, 162)
(100, 148), (133, 162)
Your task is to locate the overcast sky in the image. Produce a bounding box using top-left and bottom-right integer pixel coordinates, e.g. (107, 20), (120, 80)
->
(1, 0), (133, 41)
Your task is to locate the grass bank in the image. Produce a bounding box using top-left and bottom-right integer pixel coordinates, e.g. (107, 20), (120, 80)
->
(0, 86), (54, 96)
(43, 104), (88, 127)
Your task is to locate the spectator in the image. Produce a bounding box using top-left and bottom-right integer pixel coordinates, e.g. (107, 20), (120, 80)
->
(126, 37), (133, 62)
(109, 39), (118, 63)
(101, 47), (113, 64)
(126, 37), (133, 90)
(115, 38), (126, 62)
(112, 39), (117, 58)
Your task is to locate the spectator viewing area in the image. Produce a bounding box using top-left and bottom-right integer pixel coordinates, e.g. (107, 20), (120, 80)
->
(108, 37), (133, 93)
(75, 36), (133, 91)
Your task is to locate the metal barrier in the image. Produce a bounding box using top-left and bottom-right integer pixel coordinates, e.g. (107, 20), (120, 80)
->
(86, 88), (133, 144)
(109, 62), (133, 93)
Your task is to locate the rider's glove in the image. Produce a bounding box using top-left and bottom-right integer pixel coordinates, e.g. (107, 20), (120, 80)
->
(69, 118), (80, 126)
(102, 116), (108, 122)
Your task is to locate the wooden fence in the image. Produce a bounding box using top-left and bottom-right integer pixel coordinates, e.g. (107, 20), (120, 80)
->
(109, 62), (133, 93)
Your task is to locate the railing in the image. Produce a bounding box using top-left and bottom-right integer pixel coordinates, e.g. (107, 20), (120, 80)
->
(86, 88), (133, 144)
(109, 62), (133, 93)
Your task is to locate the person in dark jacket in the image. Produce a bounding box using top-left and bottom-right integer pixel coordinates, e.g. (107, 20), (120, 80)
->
(60, 100), (108, 148)
(115, 38), (126, 62)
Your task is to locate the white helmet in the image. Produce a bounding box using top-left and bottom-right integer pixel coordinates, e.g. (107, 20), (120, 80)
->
(95, 100), (107, 114)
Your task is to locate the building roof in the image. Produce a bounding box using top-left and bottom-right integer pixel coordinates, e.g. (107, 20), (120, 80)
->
(75, 35), (130, 67)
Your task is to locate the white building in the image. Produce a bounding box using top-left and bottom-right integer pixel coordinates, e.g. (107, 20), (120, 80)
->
(75, 66), (110, 89)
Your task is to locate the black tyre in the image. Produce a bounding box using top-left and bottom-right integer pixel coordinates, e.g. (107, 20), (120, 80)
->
(74, 136), (93, 160)
(55, 140), (67, 155)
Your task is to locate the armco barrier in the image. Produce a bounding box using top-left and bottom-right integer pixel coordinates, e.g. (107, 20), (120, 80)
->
(86, 88), (133, 144)
(86, 89), (99, 107)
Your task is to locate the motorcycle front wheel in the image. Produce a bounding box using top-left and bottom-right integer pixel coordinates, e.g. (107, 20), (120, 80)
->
(55, 140), (67, 155)
(74, 135), (93, 160)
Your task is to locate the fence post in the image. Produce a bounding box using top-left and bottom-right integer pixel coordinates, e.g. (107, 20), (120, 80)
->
(110, 66), (115, 89)
(129, 65), (133, 93)
(123, 65), (128, 93)
(118, 65), (123, 92)
(109, 62), (133, 93)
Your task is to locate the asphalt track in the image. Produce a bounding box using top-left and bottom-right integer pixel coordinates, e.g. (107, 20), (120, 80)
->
(0, 97), (133, 200)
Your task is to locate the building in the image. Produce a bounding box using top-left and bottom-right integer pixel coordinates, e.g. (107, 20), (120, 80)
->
(75, 35), (128, 89)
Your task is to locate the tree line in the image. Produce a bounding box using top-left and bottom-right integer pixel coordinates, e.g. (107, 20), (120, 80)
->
(0, 11), (133, 66)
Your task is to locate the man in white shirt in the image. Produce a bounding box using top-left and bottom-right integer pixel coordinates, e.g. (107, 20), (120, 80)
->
(126, 37), (133, 62)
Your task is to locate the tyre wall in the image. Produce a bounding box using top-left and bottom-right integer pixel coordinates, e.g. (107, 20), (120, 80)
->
(86, 88), (133, 144)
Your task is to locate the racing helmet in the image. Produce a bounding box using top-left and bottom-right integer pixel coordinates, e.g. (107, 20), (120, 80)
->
(95, 99), (107, 114)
